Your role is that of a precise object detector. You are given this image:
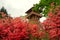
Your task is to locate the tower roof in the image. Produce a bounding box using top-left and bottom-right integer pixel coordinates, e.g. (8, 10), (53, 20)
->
(25, 11), (42, 19)
(25, 7), (33, 14)
(25, 7), (42, 19)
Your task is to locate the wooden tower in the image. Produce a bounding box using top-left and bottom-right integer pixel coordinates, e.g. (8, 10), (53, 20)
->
(25, 7), (42, 24)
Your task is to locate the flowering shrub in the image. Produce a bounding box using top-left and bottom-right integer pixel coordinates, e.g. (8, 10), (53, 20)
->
(0, 16), (46, 40)
(0, 17), (29, 40)
(42, 5), (60, 40)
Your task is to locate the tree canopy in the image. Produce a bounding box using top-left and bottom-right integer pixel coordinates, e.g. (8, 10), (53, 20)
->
(32, 0), (60, 16)
(0, 7), (8, 18)
(0, 7), (8, 15)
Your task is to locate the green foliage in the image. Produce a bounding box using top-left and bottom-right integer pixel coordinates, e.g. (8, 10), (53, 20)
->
(0, 7), (8, 18)
(39, 0), (51, 6)
(43, 6), (50, 17)
(42, 32), (49, 40)
(0, 7), (8, 15)
(32, 0), (60, 17)
(32, 4), (40, 13)
(0, 14), (2, 18)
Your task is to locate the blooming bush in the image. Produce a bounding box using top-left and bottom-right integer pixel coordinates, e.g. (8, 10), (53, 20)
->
(42, 5), (60, 40)
(0, 16), (46, 40)
(0, 17), (29, 40)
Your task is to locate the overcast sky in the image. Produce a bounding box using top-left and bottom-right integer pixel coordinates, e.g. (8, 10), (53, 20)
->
(0, 0), (46, 22)
(0, 0), (40, 17)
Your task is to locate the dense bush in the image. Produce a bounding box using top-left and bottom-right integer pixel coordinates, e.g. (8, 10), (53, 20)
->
(42, 5), (60, 40)
(0, 16), (46, 40)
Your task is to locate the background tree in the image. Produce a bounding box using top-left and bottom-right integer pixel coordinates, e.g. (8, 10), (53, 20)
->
(0, 7), (8, 18)
(0, 7), (8, 15)
(32, 0), (60, 17)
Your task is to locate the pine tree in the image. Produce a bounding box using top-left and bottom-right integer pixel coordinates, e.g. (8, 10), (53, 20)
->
(0, 7), (8, 18)
(0, 7), (8, 15)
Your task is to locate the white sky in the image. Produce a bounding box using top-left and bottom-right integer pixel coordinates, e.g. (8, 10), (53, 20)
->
(0, 0), (40, 17)
(0, 0), (46, 22)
